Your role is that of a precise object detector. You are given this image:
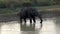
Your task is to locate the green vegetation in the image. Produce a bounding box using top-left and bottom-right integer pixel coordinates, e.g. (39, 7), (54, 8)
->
(0, 0), (60, 8)
(0, 5), (60, 15)
(0, 0), (60, 15)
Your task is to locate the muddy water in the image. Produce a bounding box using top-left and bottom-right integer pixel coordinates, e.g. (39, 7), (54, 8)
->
(0, 12), (60, 34)
(0, 16), (60, 34)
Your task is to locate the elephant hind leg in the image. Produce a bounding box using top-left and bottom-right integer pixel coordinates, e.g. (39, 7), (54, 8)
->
(24, 18), (26, 23)
(33, 17), (36, 23)
(30, 18), (32, 24)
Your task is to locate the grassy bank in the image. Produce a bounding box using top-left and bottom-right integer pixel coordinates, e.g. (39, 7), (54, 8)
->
(0, 5), (60, 16)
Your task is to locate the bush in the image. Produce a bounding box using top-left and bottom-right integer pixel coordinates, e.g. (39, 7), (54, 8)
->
(0, 0), (6, 8)
(0, 3), (6, 8)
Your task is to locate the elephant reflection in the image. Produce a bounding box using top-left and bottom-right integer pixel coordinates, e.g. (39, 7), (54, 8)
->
(20, 23), (35, 31)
